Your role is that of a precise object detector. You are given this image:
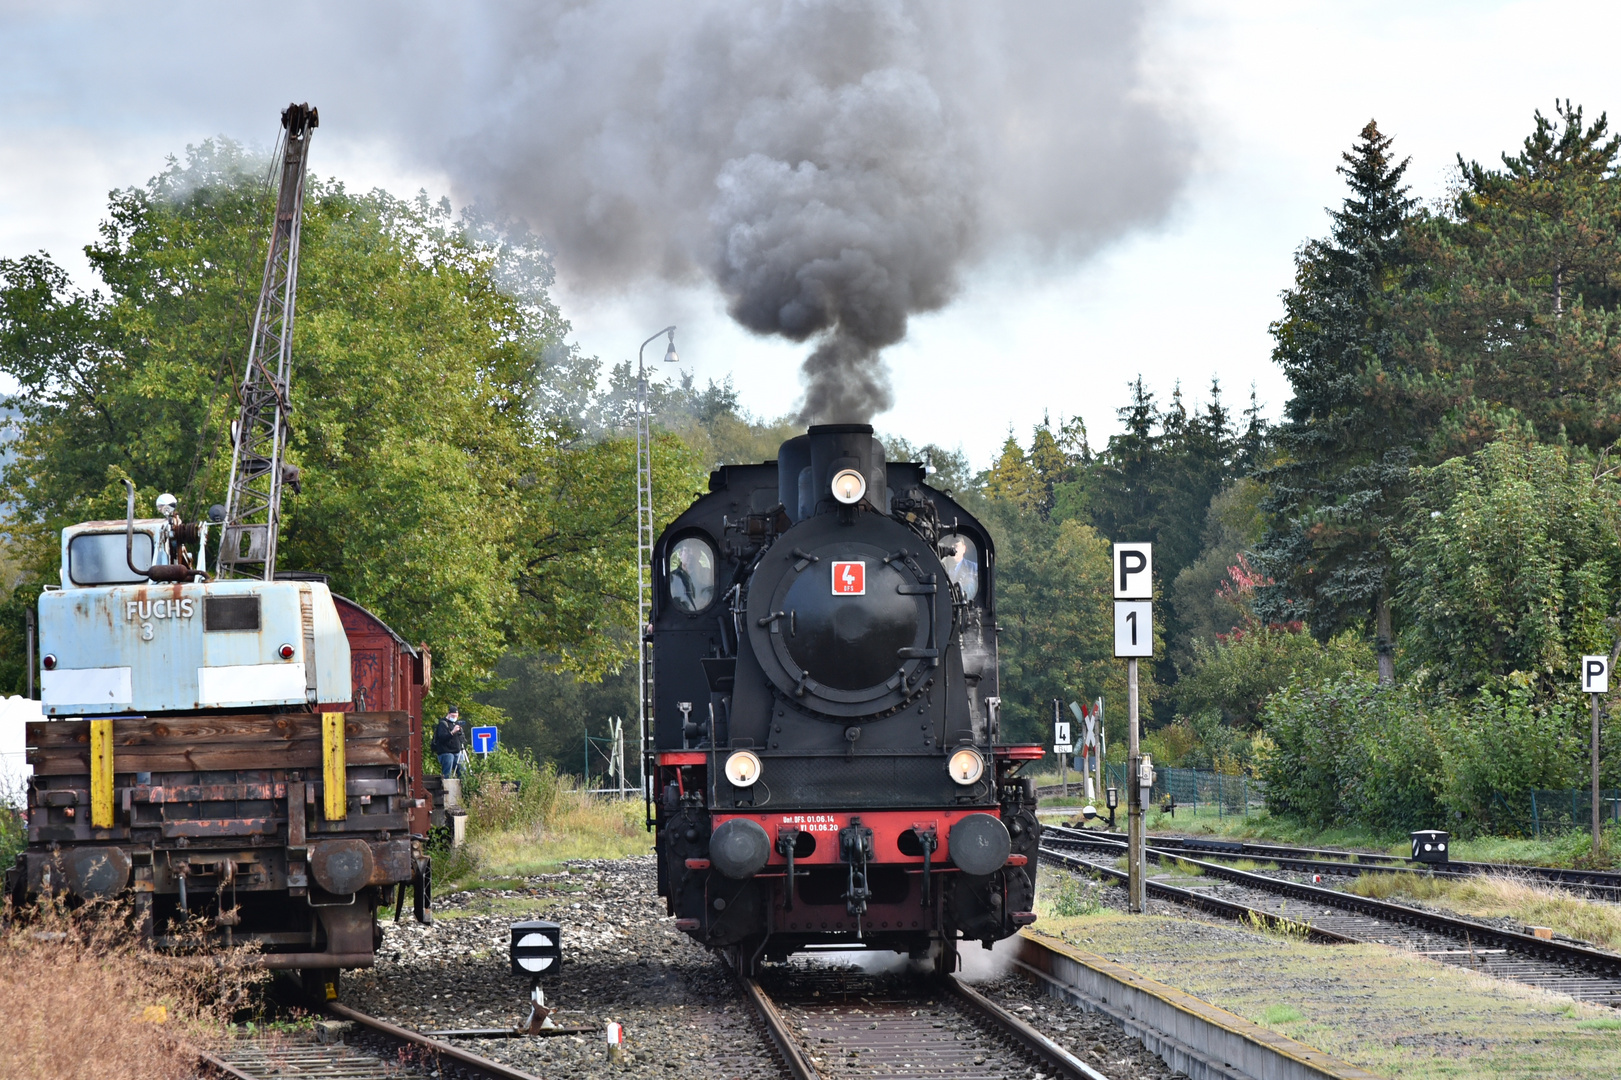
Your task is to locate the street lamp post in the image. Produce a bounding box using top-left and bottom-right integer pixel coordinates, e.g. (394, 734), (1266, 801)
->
(636, 326), (677, 809)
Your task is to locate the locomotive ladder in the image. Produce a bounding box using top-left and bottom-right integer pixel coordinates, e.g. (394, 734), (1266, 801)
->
(634, 326), (674, 820)
(217, 103), (317, 580)
(634, 343), (658, 797)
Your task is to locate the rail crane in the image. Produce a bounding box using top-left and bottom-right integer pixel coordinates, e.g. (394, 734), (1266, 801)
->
(9, 104), (432, 1001)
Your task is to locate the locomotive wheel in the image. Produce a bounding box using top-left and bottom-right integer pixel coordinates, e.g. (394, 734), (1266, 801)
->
(931, 935), (959, 977)
(723, 939), (766, 978)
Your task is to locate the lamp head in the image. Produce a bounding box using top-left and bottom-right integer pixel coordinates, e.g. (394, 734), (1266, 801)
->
(663, 328), (678, 364)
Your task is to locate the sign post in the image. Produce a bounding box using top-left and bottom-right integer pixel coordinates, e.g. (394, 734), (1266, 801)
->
(1083, 705), (1098, 801)
(1113, 543), (1152, 913)
(1582, 655), (1609, 853)
(1052, 699), (1072, 798)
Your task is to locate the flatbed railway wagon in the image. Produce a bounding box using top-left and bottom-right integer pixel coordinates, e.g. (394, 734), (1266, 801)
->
(7, 511), (433, 997)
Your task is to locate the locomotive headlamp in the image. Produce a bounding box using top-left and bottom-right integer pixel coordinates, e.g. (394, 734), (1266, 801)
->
(724, 749), (762, 787)
(278, 643), (296, 660)
(948, 747), (985, 785)
(42, 654), (57, 671)
(831, 468), (867, 505)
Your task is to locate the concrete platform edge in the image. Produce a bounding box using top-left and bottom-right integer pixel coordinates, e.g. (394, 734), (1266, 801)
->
(1014, 930), (1385, 1080)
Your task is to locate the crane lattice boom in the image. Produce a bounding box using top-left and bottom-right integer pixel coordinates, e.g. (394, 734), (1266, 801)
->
(217, 102), (317, 580)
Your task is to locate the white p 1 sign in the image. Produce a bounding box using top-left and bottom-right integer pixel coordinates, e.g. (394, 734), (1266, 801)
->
(1582, 655), (1610, 694)
(1113, 543), (1152, 599)
(1114, 601), (1153, 657)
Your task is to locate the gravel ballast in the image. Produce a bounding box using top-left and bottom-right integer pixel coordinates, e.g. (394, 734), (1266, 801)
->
(344, 856), (777, 1078)
(343, 854), (1202, 1079)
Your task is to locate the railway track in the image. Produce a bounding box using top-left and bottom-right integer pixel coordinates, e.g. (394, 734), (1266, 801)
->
(1041, 827), (1621, 1008)
(197, 1002), (549, 1080)
(1043, 821), (1621, 900)
(738, 958), (1108, 1080)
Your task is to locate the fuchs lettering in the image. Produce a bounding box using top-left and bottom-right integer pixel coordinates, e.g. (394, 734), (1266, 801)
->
(125, 599), (195, 621)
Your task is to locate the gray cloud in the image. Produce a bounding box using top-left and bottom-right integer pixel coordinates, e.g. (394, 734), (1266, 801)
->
(420, 2), (1192, 421)
(2, 1), (1193, 422)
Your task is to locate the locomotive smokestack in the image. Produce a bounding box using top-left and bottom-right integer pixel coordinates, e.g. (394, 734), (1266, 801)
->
(791, 425), (888, 520)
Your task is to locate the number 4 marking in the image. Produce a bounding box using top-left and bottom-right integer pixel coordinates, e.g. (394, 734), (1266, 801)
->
(831, 560), (866, 595)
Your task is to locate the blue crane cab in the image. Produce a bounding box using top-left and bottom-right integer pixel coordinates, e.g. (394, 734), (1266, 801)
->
(38, 511), (351, 715)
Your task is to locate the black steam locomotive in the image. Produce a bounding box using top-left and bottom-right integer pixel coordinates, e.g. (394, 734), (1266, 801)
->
(648, 424), (1041, 973)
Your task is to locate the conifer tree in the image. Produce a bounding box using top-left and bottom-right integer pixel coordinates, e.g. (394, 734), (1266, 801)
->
(1252, 120), (1418, 684)
(984, 433), (1043, 511)
(1401, 102), (1621, 451)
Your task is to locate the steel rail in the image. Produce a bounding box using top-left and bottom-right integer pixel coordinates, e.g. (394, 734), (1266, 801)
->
(737, 973), (820, 1080)
(1039, 844), (1359, 944)
(942, 971), (1111, 1080)
(325, 1001), (546, 1080)
(1042, 831), (1621, 975)
(1046, 824), (1621, 897)
(192, 1046), (260, 1080)
(737, 962), (1111, 1080)
(1052, 827), (1621, 901)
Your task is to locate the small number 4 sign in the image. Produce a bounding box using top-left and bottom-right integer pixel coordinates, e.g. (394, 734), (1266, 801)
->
(832, 561), (866, 595)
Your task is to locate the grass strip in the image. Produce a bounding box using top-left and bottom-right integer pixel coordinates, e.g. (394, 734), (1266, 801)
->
(1033, 865), (1621, 1079)
(1346, 871), (1621, 951)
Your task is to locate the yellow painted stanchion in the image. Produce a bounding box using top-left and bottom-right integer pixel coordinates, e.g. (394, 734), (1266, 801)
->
(90, 719), (115, 828)
(322, 712), (347, 821)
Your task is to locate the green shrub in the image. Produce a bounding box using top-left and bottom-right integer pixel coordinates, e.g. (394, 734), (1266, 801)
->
(0, 807), (23, 874)
(1049, 873), (1104, 917)
(1397, 438), (1621, 699)
(460, 746), (560, 836)
(1176, 621), (1373, 730)
(1259, 669), (1611, 837)
(1435, 683), (1587, 833)
(1259, 673), (1443, 832)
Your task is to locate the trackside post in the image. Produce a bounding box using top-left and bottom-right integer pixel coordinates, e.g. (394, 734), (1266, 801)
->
(1581, 655), (1608, 853)
(1113, 543), (1152, 913)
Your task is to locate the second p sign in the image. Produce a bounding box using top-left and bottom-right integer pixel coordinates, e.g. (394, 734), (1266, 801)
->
(1582, 655), (1610, 694)
(1114, 601), (1153, 658)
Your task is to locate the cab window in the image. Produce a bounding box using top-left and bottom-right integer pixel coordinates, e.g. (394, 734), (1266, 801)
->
(69, 532), (153, 586)
(668, 537), (716, 613)
(939, 532), (980, 602)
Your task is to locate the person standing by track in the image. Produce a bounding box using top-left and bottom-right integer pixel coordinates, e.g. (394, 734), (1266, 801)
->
(434, 705), (466, 778)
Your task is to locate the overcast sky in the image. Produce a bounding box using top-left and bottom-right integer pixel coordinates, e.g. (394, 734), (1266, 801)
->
(2, 1), (1619, 468)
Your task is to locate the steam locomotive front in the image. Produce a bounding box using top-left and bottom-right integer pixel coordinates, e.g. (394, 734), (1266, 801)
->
(650, 424), (1040, 968)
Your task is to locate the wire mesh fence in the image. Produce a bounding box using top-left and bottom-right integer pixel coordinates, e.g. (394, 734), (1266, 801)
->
(1102, 763), (1266, 817)
(1528, 788), (1621, 838)
(1078, 768), (1616, 835)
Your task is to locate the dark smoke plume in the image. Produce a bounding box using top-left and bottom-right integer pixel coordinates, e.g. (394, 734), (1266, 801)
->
(397, 1), (1192, 422)
(4, 1), (1193, 422)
